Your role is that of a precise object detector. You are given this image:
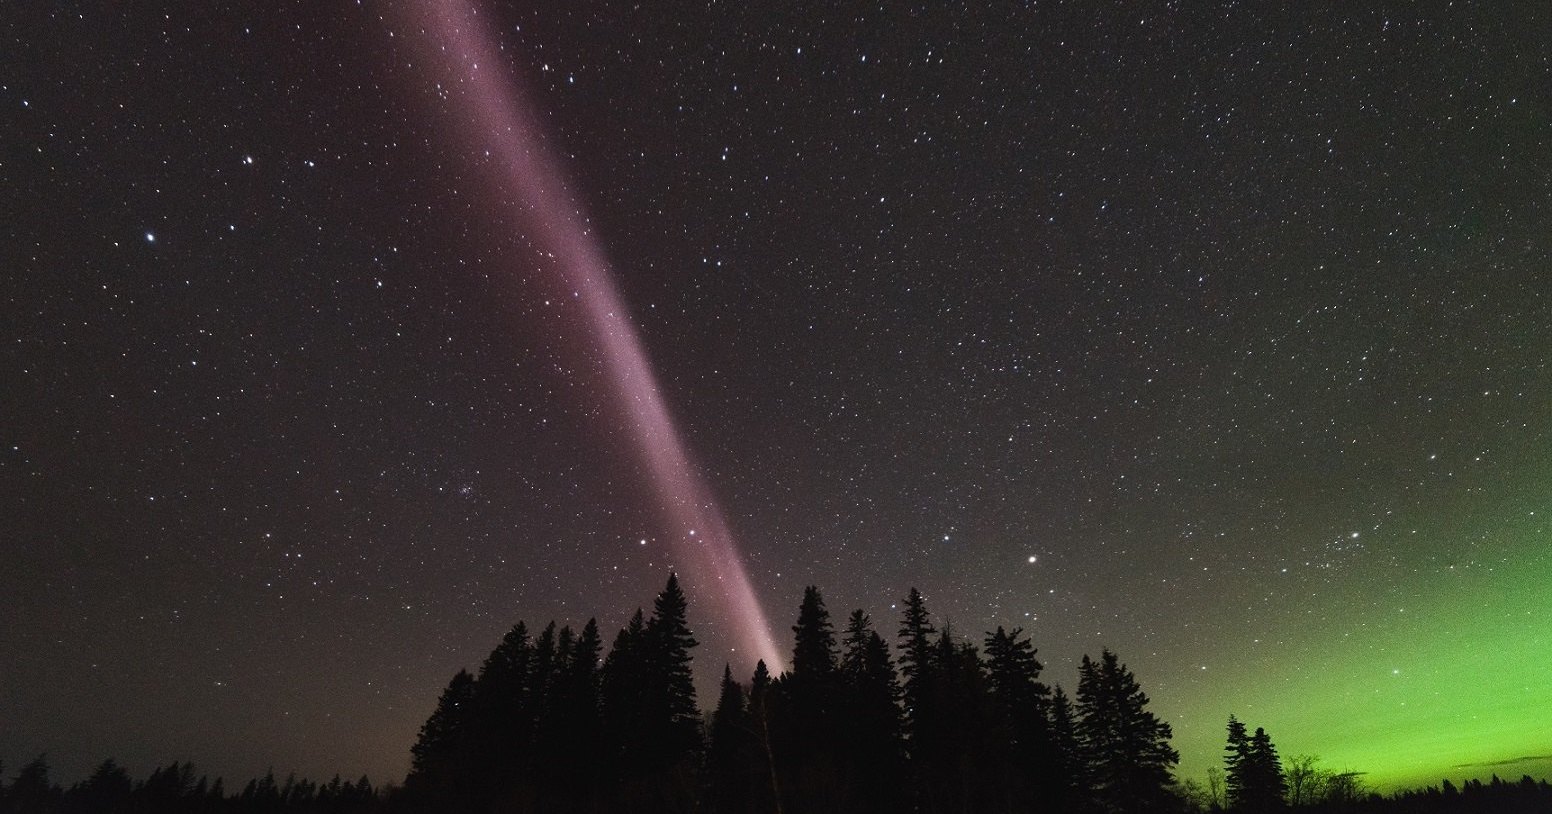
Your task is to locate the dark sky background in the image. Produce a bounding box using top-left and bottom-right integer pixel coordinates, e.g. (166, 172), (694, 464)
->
(4, 1), (1550, 792)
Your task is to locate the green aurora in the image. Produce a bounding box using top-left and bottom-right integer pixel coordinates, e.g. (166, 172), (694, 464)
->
(1163, 501), (1551, 792)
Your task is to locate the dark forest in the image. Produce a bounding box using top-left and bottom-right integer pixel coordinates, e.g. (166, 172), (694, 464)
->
(3, 577), (1547, 814)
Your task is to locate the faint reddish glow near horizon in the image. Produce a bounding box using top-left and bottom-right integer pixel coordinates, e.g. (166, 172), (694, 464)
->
(406, 0), (784, 672)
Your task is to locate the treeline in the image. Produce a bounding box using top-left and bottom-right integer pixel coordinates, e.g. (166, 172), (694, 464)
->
(7, 575), (1551, 814)
(0, 757), (382, 813)
(401, 576), (1179, 813)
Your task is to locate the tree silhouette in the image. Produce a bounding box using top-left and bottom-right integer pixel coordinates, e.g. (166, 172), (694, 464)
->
(469, 620), (535, 808)
(1075, 650), (1180, 813)
(896, 587), (936, 723)
(1048, 684), (1091, 810)
(28, 578), (1552, 814)
(605, 573), (702, 812)
(646, 573), (702, 762)
(1225, 714), (1250, 807)
(1224, 717), (1287, 812)
(67, 759), (132, 813)
(405, 669), (476, 809)
(8, 756), (59, 814)
(706, 665), (759, 814)
(772, 586), (848, 812)
(838, 609), (905, 813)
(984, 625), (1060, 810)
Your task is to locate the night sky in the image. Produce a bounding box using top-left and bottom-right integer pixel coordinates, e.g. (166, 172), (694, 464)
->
(5, 1), (1550, 793)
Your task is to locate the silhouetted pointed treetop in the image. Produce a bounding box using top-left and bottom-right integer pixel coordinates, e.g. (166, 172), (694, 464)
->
(10, 575), (1550, 813)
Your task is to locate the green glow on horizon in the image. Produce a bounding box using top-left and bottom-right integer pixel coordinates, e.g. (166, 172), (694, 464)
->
(1165, 532), (1552, 792)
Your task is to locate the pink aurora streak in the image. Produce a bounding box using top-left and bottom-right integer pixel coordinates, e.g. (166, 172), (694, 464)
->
(405, 0), (783, 671)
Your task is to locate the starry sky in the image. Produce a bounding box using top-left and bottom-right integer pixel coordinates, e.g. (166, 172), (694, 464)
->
(4, 1), (1550, 793)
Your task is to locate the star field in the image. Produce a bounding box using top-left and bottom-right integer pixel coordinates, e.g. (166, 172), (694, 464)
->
(3, 2), (1549, 791)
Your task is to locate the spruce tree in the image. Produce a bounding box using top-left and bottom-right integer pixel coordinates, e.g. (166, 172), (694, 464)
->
(646, 572), (701, 756)
(896, 587), (936, 716)
(601, 605), (652, 806)
(983, 626), (1058, 809)
(1074, 650), (1180, 814)
(775, 586), (846, 812)
(839, 610), (906, 813)
(1224, 714), (1250, 808)
(791, 586), (838, 681)
(748, 659), (782, 813)
(1048, 684), (1089, 809)
(406, 669), (476, 808)
(1244, 726), (1286, 812)
(707, 664), (755, 814)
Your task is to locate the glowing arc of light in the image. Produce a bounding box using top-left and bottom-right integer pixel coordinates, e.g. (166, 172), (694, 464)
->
(406, 0), (783, 672)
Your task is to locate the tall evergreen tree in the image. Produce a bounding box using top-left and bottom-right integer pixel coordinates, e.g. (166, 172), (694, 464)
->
(771, 586), (846, 812)
(839, 610), (906, 813)
(646, 572), (701, 758)
(602, 607), (650, 753)
(791, 586), (839, 682)
(533, 619), (604, 809)
(983, 626), (1059, 810)
(8, 755), (59, 814)
(469, 620), (535, 808)
(707, 665), (756, 814)
(896, 587), (937, 719)
(1048, 684), (1090, 809)
(406, 669), (477, 809)
(69, 759), (133, 812)
(747, 659), (782, 814)
(1224, 715), (1250, 808)
(1075, 650), (1180, 814)
(1242, 726), (1286, 812)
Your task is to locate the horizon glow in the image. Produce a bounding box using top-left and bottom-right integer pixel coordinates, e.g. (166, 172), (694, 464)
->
(404, 0), (783, 672)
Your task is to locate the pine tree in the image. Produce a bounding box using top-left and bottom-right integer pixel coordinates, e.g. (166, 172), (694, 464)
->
(896, 587), (936, 718)
(1048, 684), (1089, 808)
(469, 620), (535, 808)
(1224, 718), (1286, 812)
(1224, 715), (1250, 808)
(983, 626), (1058, 809)
(602, 607), (651, 772)
(1075, 650), (1180, 814)
(646, 572), (701, 757)
(790, 586), (838, 682)
(707, 664), (755, 814)
(532, 618), (604, 809)
(406, 669), (477, 808)
(839, 610), (906, 813)
(1244, 727), (1286, 812)
(9, 755), (60, 814)
(772, 586), (847, 812)
(73, 759), (133, 812)
(747, 659), (783, 813)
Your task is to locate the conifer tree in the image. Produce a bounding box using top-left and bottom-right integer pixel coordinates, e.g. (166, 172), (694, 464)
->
(646, 572), (701, 757)
(839, 610), (906, 813)
(406, 669), (476, 808)
(791, 586), (839, 682)
(71, 759), (133, 812)
(1048, 684), (1089, 808)
(1224, 715), (1250, 808)
(984, 626), (1059, 809)
(896, 587), (936, 717)
(1244, 727), (1287, 812)
(8, 755), (60, 814)
(747, 659), (783, 814)
(707, 664), (755, 814)
(1075, 650), (1179, 814)
(469, 620), (535, 807)
(601, 606), (653, 800)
